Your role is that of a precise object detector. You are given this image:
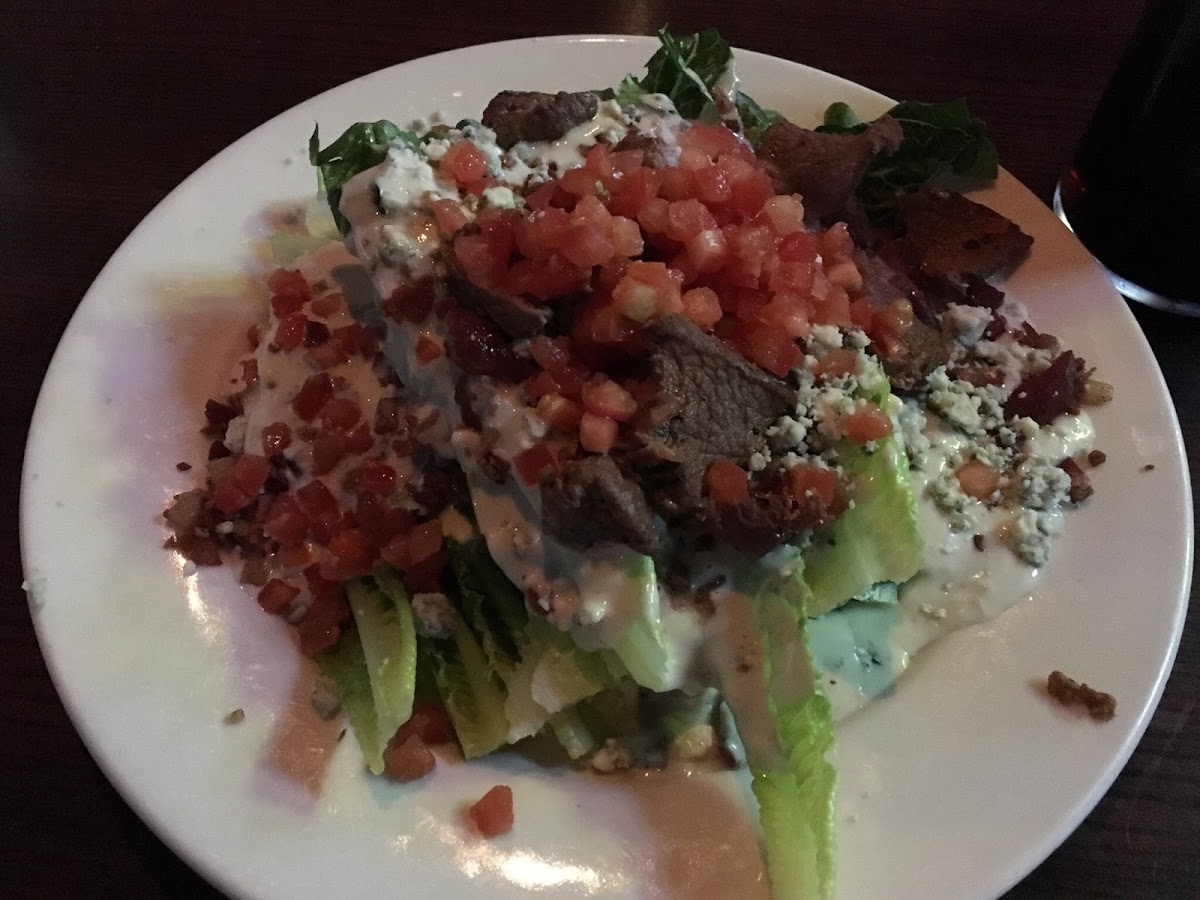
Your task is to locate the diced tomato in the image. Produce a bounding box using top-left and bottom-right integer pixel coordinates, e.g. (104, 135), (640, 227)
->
(665, 199), (717, 242)
(306, 337), (350, 370)
(311, 431), (346, 475)
(323, 528), (374, 580)
(444, 307), (530, 381)
(440, 140), (489, 186)
(261, 421), (291, 457)
(818, 222), (854, 262)
(263, 494), (310, 545)
(513, 442), (557, 486)
(737, 321), (801, 377)
(850, 297), (874, 331)
(522, 369), (561, 403)
(725, 166), (775, 217)
(609, 216), (644, 258)
(636, 197), (671, 235)
(824, 258), (863, 292)
(759, 291), (812, 340)
(408, 520), (443, 566)
(559, 219), (615, 268)
(273, 313), (308, 351)
(611, 261), (683, 323)
(309, 293), (342, 318)
(678, 123), (743, 159)
(572, 300), (640, 351)
(684, 228), (729, 274)
(317, 397), (361, 431)
(811, 283), (852, 328)
(525, 180), (574, 211)
(812, 347), (859, 379)
(705, 459), (750, 505)
(535, 393), (583, 432)
(295, 479), (338, 522)
(346, 422), (374, 454)
(291, 373), (334, 422)
(658, 165), (695, 202)
(392, 700), (455, 746)
(515, 206), (571, 259)
(607, 167), (660, 218)
(454, 232), (507, 287)
(359, 460), (397, 495)
(955, 459), (1001, 500)
(414, 332), (444, 365)
(430, 198), (470, 237)
(333, 322), (379, 358)
(382, 278), (438, 325)
(579, 412), (618, 453)
(257, 578), (300, 615)
(786, 464), (840, 507)
(529, 337), (590, 397)
(383, 734), (436, 783)
(768, 258), (817, 296)
(268, 268), (310, 302)
(211, 454), (271, 515)
(691, 165), (733, 204)
(380, 533), (411, 571)
(468, 785), (514, 839)
(559, 164), (602, 198)
(761, 195), (807, 235)
(681, 287), (723, 330)
(841, 402), (894, 443)
(581, 378), (637, 422)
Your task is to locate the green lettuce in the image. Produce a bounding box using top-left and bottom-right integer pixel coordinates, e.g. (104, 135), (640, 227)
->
(819, 98), (999, 223)
(616, 27), (781, 144)
(308, 120), (418, 235)
(317, 622), (386, 774)
(715, 562), (837, 900)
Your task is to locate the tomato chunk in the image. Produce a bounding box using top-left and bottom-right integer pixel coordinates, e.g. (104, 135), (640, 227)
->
(786, 464), (840, 507)
(706, 459), (750, 506)
(841, 402), (894, 443)
(383, 733), (437, 783)
(392, 700), (455, 747)
(211, 454), (271, 515)
(579, 412), (618, 453)
(468, 785), (514, 838)
(257, 577), (300, 615)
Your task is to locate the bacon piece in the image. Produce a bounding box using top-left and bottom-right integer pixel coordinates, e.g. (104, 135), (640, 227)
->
(1004, 351), (1087, 425)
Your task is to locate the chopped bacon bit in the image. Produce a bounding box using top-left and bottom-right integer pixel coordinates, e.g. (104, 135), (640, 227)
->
(306, 338), (350, 370)
(346, 422), (374, 454)
(204, 398), (241, 429)
(208, 439), (232, 461)
(972, 533), (986, 551)
(304, 319), (332, 347)
(246, 324), (262, 349)
(1087, 449), (1107, 467)
(384, 734), (437, 783)
(312, 430), (348, 475)
(176, 461), (192, 472)
(468, 785), (514, 838)
(1004, 351), (1087, 425)
(1058, 457), (1094, 503)
(1046, 670), (1116, 722)
(963, 275), (1005, 310)
(1016, 322), (1058, 350)
(318, 397), (362, 431)
(359, 461), (397, 495)
(982, 314), (1008, 340)
(240, 358), (259, 386)
(1143, 463), (1156, 472)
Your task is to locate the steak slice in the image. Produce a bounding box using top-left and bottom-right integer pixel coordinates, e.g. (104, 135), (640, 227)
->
(481, 90), (599, 149)
(756, 116), (903, 222)
(881, 317), (955, 392)
(541, 455), (664, 558)
(642, 315), (795, 510)
(894, 189), (1033, 280)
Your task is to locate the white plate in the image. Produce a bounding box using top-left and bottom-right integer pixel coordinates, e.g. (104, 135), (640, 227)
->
(20, 35), (1192, 900)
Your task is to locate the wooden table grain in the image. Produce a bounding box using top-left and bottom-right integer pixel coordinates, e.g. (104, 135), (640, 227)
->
(3, 2), (1196, 897)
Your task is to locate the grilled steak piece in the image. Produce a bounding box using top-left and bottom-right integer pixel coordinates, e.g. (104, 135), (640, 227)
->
(541, 455), (664, 557)
(481, 90), (599, 149)
(756, 116), (903, 222)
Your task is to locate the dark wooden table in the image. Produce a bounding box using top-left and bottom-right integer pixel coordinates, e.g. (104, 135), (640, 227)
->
(3, 2), (1196, 897)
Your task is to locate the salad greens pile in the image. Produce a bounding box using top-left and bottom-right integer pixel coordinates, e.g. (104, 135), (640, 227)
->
(303, 27), (1002, 900)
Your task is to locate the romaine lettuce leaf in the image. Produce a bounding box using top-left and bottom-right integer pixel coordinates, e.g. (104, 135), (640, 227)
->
(317, 622), (385, 774)
(347, 575), (418, 750)
(716, 562), (837, 900)
(308, 120), (418, 235)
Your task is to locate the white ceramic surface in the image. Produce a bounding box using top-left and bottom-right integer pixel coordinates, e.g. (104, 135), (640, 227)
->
(20, 35), (1192, 900)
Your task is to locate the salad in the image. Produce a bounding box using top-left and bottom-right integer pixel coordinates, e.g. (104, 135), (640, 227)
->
(163, 28), (1112, 899)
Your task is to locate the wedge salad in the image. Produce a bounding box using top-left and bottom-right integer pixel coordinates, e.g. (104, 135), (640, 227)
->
(163, 29), (1112, 899)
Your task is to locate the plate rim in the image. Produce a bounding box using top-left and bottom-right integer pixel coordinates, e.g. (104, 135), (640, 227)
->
(19, 32), (1194, 900)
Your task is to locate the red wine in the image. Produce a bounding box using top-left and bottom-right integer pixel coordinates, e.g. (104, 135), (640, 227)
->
(1057, 0), (1200, 309)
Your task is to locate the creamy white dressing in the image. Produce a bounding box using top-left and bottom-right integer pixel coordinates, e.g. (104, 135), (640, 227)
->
(814, 410), (1095, 721)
